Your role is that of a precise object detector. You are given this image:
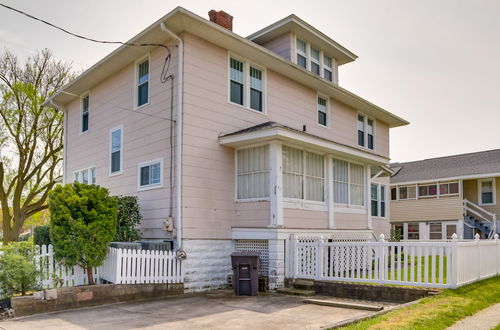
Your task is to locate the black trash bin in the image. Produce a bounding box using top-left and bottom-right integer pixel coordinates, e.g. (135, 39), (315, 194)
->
(231, 252), (260, 296)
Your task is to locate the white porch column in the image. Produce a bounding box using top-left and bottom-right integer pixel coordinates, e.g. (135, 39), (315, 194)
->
(327, 156), (335, 229)
(366, 165), (372, 229)
(268, 238), (286, 289)
(269, 141), (283, 228)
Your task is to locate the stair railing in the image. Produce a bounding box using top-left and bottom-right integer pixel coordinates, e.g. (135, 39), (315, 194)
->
(463, 199), (497, 238)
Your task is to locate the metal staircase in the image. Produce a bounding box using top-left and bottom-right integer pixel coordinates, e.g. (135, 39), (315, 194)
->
(463, 199), (498, 239)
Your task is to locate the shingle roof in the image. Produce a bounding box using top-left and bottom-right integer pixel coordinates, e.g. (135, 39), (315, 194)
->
(390, 149), (500, 183)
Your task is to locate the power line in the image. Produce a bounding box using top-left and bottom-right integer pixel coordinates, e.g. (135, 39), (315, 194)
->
(0, 2), (173, 83)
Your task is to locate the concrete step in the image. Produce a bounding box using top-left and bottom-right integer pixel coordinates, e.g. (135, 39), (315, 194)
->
(276, 288), (315, 296)
(303, 298), (384, 311)
(292, 279), (314, 291)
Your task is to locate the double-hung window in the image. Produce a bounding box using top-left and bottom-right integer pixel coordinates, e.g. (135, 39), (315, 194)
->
(310, 47), (321, 75)
(81, 95), (89, 133)
(418, 184), (437, 197)
(439, 182), (459, 195)
(323, 55), (333, 82)
(479, 179), (495, 205)
(237, 145), (269, 199)
(110, 126), (122, 175)
(229, 56), (265, 112)
(371, 183), (386, 217)
(398, 185), (417, 200)
(429, 223), (443, 240)
(407, 222), (420, 240)
(357, 114), (375, 150)
(282, 146), (324, 202)
(230, 57), (244, 105)
(138, 159), (162, 190)
(317, 96), (328, 126)
(296, 38), (307, 69)
(136, 58), (149, 107)
(332, 158), (365, 206)
(74, 167), (96, 185)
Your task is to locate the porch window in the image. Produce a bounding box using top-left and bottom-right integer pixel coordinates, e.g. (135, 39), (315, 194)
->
(429, 222), (443, 240)
(399, 185), (416, 200)
(282, 146), (324, 202)
(407, 222), (420, 240)
(237, 145), (269, 200)
(479, 179), (495, 205)
(439, 182), (459, 195)
(371, 183), (386, 217)
(332, 158), (365, 206)
(391, 187), (397, 200)
(418, 184), (437, 197)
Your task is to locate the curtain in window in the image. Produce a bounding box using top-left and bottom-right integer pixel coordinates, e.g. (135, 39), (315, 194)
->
(350, 163), (365, 206)
(306, 152), (324, 201)
(237, 145), (269, 199)
(282, 146), (304, 199)
(332, 159), (348, 204)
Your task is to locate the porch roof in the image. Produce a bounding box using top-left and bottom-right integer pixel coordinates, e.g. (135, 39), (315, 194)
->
(391, 148), (500, 184)
(218, 121), (389, 165)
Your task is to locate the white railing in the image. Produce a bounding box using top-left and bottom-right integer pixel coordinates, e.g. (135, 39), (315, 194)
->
(292, 233), (500, 289)
(33, 245), (182, 289)
(463, 199), (497, 238)
(100, 247), (182, 284)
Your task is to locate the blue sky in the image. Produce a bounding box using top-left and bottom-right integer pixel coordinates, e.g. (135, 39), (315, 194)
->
(1, 0), (499, 162)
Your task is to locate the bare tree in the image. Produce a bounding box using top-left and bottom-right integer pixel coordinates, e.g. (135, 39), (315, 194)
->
(0, 49), (73, 244)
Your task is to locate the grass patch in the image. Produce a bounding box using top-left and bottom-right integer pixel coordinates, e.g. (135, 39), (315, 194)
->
(337, 276), (500, 330)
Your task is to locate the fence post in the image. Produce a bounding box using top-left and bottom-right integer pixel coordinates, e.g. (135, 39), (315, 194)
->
(449, 233), (458, 289)
(378, 234), (385, 285)
(475, 233), (480, 281)
(316, 236), (324, 280)
(290, 234), (296, 280)
(495, 234), (499, 276)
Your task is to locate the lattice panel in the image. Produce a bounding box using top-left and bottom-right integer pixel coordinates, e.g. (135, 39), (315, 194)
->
(235, 240), (269, 276)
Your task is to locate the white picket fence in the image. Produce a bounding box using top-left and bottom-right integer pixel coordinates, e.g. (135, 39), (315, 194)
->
(100, 248), (182, 284)
(34, 245), (182, 289)
(291, 233), (500, 289)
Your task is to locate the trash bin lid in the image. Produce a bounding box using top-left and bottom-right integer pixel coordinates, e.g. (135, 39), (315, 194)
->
(231, 251), (260, 257)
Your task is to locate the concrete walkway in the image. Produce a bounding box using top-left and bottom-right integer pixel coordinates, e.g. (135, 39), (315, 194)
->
(0, 291), (394, 330)
(447, 303), (500, 330)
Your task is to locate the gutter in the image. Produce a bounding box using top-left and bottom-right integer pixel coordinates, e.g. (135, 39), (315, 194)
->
(48, 98), (67, 184)
(160, 22), (185, 256)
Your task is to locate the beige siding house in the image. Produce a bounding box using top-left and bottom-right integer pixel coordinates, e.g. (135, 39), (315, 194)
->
(390, 149), (500, 241)
(48, 7), (408, 291)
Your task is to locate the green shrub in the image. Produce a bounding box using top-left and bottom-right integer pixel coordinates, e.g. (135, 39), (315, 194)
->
(114, 196), (143, 242)
(0, 241), (40, 298)
(49, 183), (117, 285)
(34, 225), (51, 246)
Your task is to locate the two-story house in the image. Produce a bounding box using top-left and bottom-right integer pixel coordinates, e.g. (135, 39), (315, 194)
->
(47, 7), (408, 291)
(390, 149), (500, 241)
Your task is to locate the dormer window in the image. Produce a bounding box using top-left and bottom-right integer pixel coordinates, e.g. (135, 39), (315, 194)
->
(296, 37), (335, 83)
(310, 48), (320, 75)
(296, 39), (307, 69)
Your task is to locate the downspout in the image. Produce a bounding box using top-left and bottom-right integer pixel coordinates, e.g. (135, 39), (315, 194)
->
(160, 22), (184, 255)
(48, 98), (67, 184)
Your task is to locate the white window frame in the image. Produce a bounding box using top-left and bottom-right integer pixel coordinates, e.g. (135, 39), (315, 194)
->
(227, 53), (267, 114)
(323, 55), (333, 82)
(357, 112), (375, 151)
(235, 144), (271, 202)
(417, 183), (438, 198)
(371, 183), (387, 218)
(310, 47), (321, 76)
(295, 37), (336, 83)
(438, 181), (460, 196)
(137, 158), (164, 191)
(80, 92), (89, 135)
(134, 54), (150, 110)
(332, 156), (366, 208)
(429, 222), (444, 240)
(478, 178), (496, 206)
(73, 166), (96, 185)
(282, 145), (327, 204)
(317, 94), (330, 127)
(109, 125), (123, 176)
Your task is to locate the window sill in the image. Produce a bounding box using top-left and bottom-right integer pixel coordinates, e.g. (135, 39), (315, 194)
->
(138, 184), (163, 192)
(228, 101), (267, 116)
(79, 130), (89, 136)
(135, 102), (150, 111)
(109, 171), (123, 177)
(236, 198), (270, 203)
(334, 206), (366, 214)
(283, 199), (328, 211)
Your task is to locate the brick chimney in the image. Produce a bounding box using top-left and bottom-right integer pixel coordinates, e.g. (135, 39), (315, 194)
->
(208, 10), (233, 31)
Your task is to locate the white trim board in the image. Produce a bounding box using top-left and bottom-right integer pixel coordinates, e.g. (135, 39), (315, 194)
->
(391, 172), (500, 186)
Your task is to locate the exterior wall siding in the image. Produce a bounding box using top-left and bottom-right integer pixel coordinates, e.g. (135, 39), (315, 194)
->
(463, 177), (500, 216)
(181, 32), (391, 239)
(260, 33), (292, 60)
(64, 46), (179, 239)
(391, 197), (463, 223)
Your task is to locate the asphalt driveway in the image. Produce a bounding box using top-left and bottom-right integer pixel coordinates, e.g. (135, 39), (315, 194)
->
(0, 291), (388, 330)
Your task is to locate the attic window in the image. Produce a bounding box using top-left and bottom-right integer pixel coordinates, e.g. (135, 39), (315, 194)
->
(296, 38), (307, 69)
(295, 38), (335, 83)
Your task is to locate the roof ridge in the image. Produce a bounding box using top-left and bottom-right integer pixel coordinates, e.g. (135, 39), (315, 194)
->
(394, 148), (500, 165)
